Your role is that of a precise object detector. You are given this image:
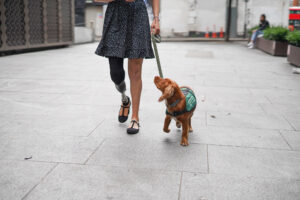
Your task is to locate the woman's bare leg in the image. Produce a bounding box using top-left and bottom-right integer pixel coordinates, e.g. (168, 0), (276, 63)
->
(128, 58), (143, 124)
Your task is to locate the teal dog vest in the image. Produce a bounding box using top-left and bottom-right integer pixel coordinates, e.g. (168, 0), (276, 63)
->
(166, 87), (197, 116)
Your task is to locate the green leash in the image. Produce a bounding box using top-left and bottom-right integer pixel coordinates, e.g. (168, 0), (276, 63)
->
(151, 33), (164, 78)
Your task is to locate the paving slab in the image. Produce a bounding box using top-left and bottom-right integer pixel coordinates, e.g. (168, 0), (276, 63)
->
(207, 111), (293, 130)
(87, 138), (208, 173)
(250, 88), (300, 106)
(90, 118), (205, 144)
(186, 126), (289, 150)
(0, 132), (104, 163)
(0, 160), (56, 200)
(180, 172), (300, 200)
(0, 91), (61, 103)
(208, 145), (300, 179)
(260, 103), (300, 115)
(197, 86), (270, 104)
(92, 123), (290, 150)
(197, 101), (264, 114)
(0, 114), (104, 137)
(24, 164), (181, 200)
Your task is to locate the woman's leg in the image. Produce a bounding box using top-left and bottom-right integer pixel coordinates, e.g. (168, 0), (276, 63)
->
(251, 31), (259, 43)
(109, 57), (131, 123)
(108, 57), (129, 104)
(128, 58), (143, 122)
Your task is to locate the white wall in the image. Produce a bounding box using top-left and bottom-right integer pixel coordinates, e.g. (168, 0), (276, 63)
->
(160, 0), (290, 37)
(247, 0), (289, 28)
(160, 0), (190, 36)
(85, 5), (104, 37)
(74, 27), (93, 44)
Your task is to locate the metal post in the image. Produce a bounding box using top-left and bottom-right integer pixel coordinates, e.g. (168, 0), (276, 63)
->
(43, 0), (48, 44)
(24, 0), (30, 47)
(71, 0), (75, 43)
(58, 0), (62, 42)
(0, 1), (7, 49)
(243, 0), (248, 38)
(225, 0), (232, 41)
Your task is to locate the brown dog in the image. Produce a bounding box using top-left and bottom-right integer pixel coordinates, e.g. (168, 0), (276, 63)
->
(154, 76), (197, 146)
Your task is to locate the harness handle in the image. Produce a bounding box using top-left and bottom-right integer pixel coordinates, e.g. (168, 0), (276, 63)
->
(151, 33), (164, 78)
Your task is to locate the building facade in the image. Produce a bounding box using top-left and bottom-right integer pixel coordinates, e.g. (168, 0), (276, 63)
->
(0, 0), (74, 53)
(160, 0), (290, 38)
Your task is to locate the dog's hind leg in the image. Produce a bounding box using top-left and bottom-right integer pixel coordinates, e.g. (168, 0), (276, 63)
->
(163, 115), (172, 133)
(189, 117), (193, 132)
(180, 120), (189, 146)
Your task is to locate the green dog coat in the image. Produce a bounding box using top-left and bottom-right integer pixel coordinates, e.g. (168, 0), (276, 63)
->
(166, 87), (197, 116)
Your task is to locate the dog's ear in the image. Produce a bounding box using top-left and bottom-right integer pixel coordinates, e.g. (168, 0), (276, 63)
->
(158, 85), (174, 102)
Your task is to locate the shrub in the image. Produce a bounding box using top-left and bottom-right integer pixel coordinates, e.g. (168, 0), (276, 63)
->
(286, 30), (300, 47)
(263, 26), (289, 41)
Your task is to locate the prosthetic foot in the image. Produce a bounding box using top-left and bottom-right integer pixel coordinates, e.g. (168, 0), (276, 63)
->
(116, 81), (131, 123)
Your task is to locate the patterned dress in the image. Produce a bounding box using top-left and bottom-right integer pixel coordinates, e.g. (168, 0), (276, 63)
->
(95, 0), (154, 59)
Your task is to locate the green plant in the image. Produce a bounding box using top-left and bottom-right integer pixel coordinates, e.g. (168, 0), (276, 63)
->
(248, 26), (259, 35)
(263, 26), (289, 41)
(286, 30), (300, 47)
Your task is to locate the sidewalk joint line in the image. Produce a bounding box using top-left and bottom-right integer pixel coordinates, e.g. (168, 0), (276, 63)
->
(177, 171), (183, 200)
(83, 138), (106, 165)
(281, 114), (297, 131)
(278, 130), (294, 151)
(86, 119), (105, 137)
(21, 163), (59, 200)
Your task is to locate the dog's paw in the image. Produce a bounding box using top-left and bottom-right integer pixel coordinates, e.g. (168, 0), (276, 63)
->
(180, 138), (189, 146)
(189, 127), (193, 132)
(176, 122), (181, 128)
(163, 128), (170, 133)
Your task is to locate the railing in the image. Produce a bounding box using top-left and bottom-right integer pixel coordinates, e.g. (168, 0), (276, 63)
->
(0, 0), (74, 52)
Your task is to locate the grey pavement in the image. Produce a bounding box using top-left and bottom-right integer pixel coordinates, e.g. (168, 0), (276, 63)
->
(0, 42), (300, 200)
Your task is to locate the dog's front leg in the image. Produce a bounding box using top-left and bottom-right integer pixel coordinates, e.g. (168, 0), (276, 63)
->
(189, 117), (193, 132)
(180, 120), (189, 146)
(163, 115), (172, 133)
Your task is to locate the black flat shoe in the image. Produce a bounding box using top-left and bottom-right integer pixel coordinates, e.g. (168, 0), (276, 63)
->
(118, 97), (131, 123)
(127, 120), (140, 134)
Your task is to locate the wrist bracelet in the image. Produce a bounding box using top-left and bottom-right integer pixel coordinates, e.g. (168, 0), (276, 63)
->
(153, 16), (160, 21)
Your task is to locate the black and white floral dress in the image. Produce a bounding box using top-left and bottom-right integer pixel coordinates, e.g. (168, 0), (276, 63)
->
(95, 0), (154, 59)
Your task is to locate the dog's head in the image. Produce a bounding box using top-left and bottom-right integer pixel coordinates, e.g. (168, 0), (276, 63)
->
(154, 76), (178, 102)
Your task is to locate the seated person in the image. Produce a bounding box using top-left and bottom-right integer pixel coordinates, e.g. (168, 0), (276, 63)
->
(248, 14), (270, 49)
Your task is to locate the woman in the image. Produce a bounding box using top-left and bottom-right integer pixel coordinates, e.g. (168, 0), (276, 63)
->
(248, 14), (269, 49)
(95, 0), (160, 134)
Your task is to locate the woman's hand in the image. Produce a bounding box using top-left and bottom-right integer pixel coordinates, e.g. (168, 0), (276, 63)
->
(151, 18), (160, 35)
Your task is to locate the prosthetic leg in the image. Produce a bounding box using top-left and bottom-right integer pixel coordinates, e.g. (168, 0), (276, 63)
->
(108, 57), (131, 123)
(115, 80), (129, 105)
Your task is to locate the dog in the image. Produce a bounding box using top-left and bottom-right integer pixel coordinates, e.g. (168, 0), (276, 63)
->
(154, 76), (197, 146)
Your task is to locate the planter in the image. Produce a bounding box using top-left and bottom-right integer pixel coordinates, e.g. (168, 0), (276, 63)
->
(255, 38), (288, 56)
(287, 45), (300, 67)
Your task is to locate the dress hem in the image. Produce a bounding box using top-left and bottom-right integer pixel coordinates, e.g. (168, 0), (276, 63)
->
(95, 46), (155, 59)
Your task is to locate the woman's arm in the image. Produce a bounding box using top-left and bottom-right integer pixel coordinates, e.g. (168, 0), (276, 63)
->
(151, 0), (160, 35)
